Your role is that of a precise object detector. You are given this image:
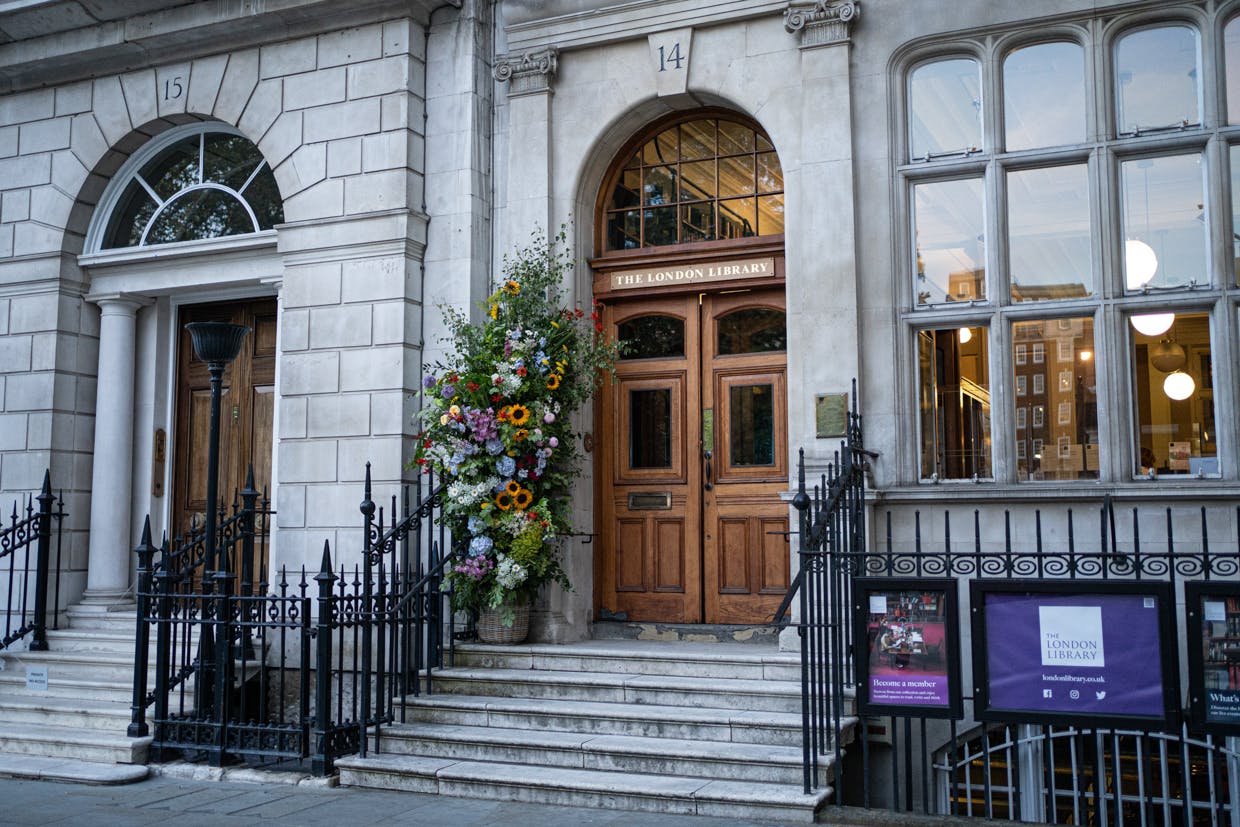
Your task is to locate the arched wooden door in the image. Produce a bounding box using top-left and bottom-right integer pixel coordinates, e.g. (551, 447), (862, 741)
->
(595, 285), (789, 624)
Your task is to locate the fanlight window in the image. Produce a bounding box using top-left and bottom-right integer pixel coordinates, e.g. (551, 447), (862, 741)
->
(604, 117), (784, 250)
(101, 130), (283, 249)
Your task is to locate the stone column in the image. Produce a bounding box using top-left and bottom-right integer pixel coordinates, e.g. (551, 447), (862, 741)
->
(82, 294), (148, 605)
(495, 47), (558, 250)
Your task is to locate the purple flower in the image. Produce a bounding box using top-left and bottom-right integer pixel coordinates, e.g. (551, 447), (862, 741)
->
(422, 374), (437, 389)
(441, 384), (456, 399)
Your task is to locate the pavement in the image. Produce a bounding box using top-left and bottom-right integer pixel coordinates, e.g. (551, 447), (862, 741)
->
(0, 759), (805, 827)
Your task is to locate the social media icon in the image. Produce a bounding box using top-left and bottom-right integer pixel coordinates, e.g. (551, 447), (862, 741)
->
(1043, 689), (1053, 698)
(1096, 691), (1106, 700)
(1070, 689), (1080, 700)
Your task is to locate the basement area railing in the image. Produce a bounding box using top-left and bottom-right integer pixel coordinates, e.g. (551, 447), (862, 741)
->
(0, 470), (65, 653)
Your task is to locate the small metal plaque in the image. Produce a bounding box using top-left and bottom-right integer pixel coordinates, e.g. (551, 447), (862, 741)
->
(815, 393), (848, 438)
(628, 491), (672, 510)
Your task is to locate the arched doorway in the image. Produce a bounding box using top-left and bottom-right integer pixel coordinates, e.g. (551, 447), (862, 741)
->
(592, 112), (789, 624)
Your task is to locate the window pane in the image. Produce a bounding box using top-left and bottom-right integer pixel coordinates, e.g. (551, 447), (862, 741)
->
(758, 194), (784, 235)
(1008, 164), (1092, 301)
(719, 121), (755, 155)
(918, 327), (991, 480)
(718, 155), (755, 197)
(717, 308), (786, 354)
(1130, 312), (1216, 477)
(1227, 17), (1240, 124)
(757, 152), (783, 193)
(914, 178), (986, 304)
(910, 58), (982, 159)
(643, 206), (677, 247)
(1014, 318), (1097, 481)
(242, 164), (283, 230)
(102, 179), (157, 249)
(680, 160), (714, 202)
(729, 384), (775, 466)
(629, 388), (673, 469)
(203, 133), (260, 190)
(680, 120), (715, 159)
(612, 168), (640, 209)
(681, 202), (714, 243)
(644, 166), (676, 205)
(145, 189), (255, 245)
(1116, 26), (1200, 134)
(619, 316), (685, 360)
(1231, 145), (1240, 285)
(1121, 154), (1207, 291)
(718, 197), (757, 239)
(643, 128), (678, 165)
(608, 209), (640, 250)
(1004, 41), (1085, 150)
(142, 136), (200, 200)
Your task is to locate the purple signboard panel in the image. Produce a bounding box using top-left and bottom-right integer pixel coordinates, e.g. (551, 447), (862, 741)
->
(983, 590), (1168, 720)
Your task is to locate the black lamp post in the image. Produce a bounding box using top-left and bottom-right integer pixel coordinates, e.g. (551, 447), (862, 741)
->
(185, 321), (249, 757)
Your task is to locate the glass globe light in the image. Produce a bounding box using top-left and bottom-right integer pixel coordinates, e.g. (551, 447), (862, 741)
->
(958, 327), (973, 344)
(1163, 370), (1195, 401)
(1125, 239), (1158, 290)
(1130, 313), (1174, 337)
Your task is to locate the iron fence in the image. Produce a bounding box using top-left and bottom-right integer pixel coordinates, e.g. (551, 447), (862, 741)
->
(131, 464), (451, 774)
(0, 470), (65, 652)
(794, 411), (1240, 825)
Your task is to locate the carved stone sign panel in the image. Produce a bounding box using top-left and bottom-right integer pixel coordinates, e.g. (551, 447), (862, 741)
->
(607, 256), (776, 291)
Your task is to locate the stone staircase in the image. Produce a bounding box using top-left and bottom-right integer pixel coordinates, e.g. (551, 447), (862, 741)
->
(0, 604), (152, 767)
(336, 635), (857, 823)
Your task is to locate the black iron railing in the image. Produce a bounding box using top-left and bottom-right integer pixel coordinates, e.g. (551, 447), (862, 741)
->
(131, 463), (450, 774)
(1, 470), (65, 653)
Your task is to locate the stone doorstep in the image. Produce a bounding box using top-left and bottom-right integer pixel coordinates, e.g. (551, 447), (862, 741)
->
(0, 753), (149, 785)
(0, 721), (151, 764)
(591, 620), (784, 646)
(336, 754), (831, 823)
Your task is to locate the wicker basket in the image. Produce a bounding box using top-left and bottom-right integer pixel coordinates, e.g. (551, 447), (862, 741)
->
(476, 602), (529, 644)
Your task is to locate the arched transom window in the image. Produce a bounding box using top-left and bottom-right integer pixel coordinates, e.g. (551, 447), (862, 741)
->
(603, 116), (784, 251)
(98, 126), (283, 250)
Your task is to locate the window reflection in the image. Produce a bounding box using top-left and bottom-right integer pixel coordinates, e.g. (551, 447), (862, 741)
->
(1008, 164), (1092, 300)
(914, 178), (986, 304)
(1116, 26), (1200, 134)
(909, 58), (982, 159)
(1131, 312), (1216, 477)
(629, 388), (673, 469)
(604, 118), (784, 250)
(729, 384), (775, 466)
(717, 308), (786, 354)
(1004, 42), (1086, 151)
(1227, 17), (1240, 124)
(1231, 145), (1240, 285)
(1013, 319), (1097, 481)
(919, 327), (991, 479)
(618, 316), (685, 360)
(1120, 154), (1207, 291)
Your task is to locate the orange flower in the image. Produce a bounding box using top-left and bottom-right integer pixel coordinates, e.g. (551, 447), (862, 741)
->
(546, 374), (560, 390)
(514, 428), (529, 441)
(513, 488), (533, 510)
(505, 480), (521, 495)
(509, 404), (530, 426)
(503, 280), (520, 295)
(494, 491), (513, 511)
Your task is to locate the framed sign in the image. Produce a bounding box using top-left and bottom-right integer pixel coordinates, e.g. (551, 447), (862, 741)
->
(853, 578), (962, 718)
(971, 579), (1178, 728)
(1185, 581), (1240, 735)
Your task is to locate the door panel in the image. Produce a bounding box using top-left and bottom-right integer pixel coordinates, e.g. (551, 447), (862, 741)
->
(172, 299), (276, 579)
(597, 287), (788, 624)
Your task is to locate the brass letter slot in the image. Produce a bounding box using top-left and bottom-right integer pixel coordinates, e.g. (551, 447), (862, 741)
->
(628, 491), (672, 510)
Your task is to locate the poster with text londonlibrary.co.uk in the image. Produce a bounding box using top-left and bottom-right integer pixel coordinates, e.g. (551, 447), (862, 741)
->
(1186, 581), (1240, 735)
(970, 580), (1178, 728)
(853, 578), (962, 719)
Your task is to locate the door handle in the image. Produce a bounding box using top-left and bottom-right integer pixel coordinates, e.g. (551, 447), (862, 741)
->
(703, 450), (713, 491)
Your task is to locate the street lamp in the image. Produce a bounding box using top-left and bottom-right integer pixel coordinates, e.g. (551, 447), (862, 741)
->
(184, 321), (249, 745)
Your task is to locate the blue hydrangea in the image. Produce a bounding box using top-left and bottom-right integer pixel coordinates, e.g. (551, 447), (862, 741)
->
(497, 455), (516, 476)
(467, 515), (485, 534)
(468, 535), (493, 556)
(486, 439), (504, 455)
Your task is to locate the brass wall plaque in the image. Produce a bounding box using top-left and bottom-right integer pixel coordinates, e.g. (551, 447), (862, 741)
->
(815, 393), (848, 438)
(628, 491), (672, 510)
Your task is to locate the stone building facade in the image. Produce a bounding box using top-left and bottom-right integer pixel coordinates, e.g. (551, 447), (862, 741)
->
(2, 0), (1239, 644)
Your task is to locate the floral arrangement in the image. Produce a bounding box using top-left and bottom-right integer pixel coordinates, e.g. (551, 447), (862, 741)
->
(415, 232), (619, 625)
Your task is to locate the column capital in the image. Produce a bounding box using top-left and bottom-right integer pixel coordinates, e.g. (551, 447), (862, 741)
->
(784, 0), (860, 49)
(494, 47), (559, 96)
(86, 292), (154, 313)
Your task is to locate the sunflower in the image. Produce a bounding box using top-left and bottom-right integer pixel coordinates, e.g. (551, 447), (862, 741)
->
(509, 404), (530, 426)
(503, 280), (520, 295)
(514, 428), (529, 441)
(505, 480), (521, 495)
(513, 488), (534, 510)
(489, 303), (498, 320)
(545, 374), (560, 390)
(494, 491), (513, 511)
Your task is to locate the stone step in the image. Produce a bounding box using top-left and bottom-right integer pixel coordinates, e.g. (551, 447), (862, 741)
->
(0, 648), (141, 683)
(0, 669), (135, 703)
(0, 695), (135, 731)
(0, 721), (151, 764)
(372, 722), (818, 785)
(591, 620), (784, 646)
(336, 754), (832, 822)
(428, 667), (802, 713)
(397, 693), (802, 746)
(63, 606), (139, 635)
(454, 639), (800, 681)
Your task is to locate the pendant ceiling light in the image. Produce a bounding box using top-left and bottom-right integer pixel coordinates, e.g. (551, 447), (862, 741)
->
(1149, 339), (1187, 372)
(1125, 239), (1158, 290)
(1130, 312), (1174, 337)
(1163, 370), (1195, 401)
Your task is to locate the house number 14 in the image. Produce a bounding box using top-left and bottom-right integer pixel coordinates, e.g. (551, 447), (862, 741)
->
(658, 42), (684, 72)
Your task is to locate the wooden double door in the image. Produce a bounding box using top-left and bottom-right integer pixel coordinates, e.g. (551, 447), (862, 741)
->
(596, 288), (790, 624)
(171, 299), (276, 545)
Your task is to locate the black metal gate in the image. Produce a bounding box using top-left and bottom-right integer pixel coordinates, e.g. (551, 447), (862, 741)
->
(130, 465), (454, 773)
(794, 399), (1240, 825)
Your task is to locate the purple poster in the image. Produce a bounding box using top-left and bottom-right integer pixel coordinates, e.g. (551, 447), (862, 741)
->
(984, 591), (1166, 718)
(865, 589), (951, 708)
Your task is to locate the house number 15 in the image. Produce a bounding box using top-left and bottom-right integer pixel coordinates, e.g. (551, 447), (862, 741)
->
(658, 42), (685, 72)
(163, 76), (184, 101)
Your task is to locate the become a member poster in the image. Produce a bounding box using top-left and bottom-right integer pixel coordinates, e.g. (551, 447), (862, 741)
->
(1186, 581), (1240, 735)
(971, 579), (1177, 727)
(854, 578), (961, 719)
